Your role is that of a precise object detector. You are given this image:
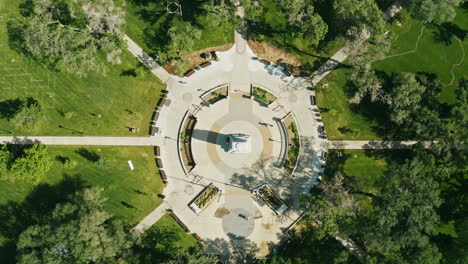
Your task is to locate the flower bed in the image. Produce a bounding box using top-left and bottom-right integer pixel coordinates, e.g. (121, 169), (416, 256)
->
(256, 185), (288, 215)
(180, 115), (197, 173)
(283, 114), (300, 175)
(251, 86), (277, 105)
(189, 184), (220, 214)
(202, 85), (228, 105)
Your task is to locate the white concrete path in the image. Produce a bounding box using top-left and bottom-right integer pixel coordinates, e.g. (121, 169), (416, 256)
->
(309, 3), (402, 85)
(124, 35), (172, 83)
(0, 136), (162, 146)
(327, 140), (435, 149)
(131, 202), (171, 234)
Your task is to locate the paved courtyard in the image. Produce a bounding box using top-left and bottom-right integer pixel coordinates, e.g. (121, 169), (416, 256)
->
(158, 38), (327, 257)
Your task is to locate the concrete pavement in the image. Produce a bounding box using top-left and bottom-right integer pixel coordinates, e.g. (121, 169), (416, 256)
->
(124, 35), (172, 83)
(0, 136), (162, 146)
(131, 202), (171, 234)
(326, 140), (435, 149)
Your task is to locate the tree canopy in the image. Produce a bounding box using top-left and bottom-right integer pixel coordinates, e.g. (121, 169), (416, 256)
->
(402, 0), (465, 24)
(16, 188), (133, 264)
(11, 0), (126, 76)
(0, 144), (51, 184)
(275, 0), (328, 46)
(332, 0), (385, 38)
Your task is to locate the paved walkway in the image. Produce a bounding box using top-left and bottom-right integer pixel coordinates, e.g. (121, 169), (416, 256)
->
(124, 35), (172, 83)
(131, 202), (171, 234)
(327, 140), (435, 149)
(309, 3), (402, 85)
(0, 136), (162, 146)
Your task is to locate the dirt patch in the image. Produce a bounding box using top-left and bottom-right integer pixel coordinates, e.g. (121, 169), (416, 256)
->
(248, 40), (304, 76)
(262, 223), (274, 230)
(164, 43), (234, 76)
(214, 207), (230, 218)
(202, 86), (228, 104)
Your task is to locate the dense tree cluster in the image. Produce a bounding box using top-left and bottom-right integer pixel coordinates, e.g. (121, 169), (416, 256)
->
(16, 188), (133, 264)
(0, 144), (51, 184)
(401, 0), (465, 24)
(10, 0), (126, 76)
(275, 0), (328, 46)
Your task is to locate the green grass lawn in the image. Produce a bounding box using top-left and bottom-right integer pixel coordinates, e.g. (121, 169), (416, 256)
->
(317, 69), (383, 140)
(124, 0), (234, 58)
(134, 213), (198, 263)
(150, 214), (198, 250)
(0, 0), (166, 136)
(0, 146), (164, 248)
(325, 150), (389, 212)
(373, 8), (468, 103)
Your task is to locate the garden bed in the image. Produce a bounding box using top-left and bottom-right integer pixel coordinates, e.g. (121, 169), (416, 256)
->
(202, 85), (228, 105)
(254, 185), (288, 215)
(251, 85), (278, 105)
(283, 114), (300, 175)
(189, 183), (220, 214)
(180, 115), (197, 173)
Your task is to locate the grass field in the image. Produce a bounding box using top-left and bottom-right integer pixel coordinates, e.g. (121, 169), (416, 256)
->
(135, 213), (198, 263)
(0, 146), (164, 250)
(373, 8), (468, 103)
(0, 0), (166, 136)
(316, 69), (383, 140)
(124, 0), (234, 59)
(325, 150), (389, 211)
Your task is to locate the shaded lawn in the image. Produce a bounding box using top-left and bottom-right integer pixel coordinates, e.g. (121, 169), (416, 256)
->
(280, 219), (359, 263)
(0, 146), (164, 249)
(124, 0), (234, 58)
(256, 0), (345, 72)
(0, 0), (166, 136)
(324, 150), (389, 212)
(373, 8), (468, 104)
(316, 69), (383, 140)
(135, 214), (198, 263)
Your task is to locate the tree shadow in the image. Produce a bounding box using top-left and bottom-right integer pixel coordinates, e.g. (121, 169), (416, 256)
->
(0, 98), (24, 120)
(133, 221), (190, 263)
(204, 234), (259, 264)
(75, 147), (100, 162)
(0, 175), (86, 263)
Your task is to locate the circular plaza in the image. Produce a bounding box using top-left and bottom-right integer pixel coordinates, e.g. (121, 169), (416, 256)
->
(158, 44), (327, 257)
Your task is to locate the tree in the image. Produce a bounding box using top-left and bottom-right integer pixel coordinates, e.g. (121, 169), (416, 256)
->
(242, 0), (267, 25)
(11, 0), (126, 76)
(164, 23), (201, 60)
(12, 99), (45, 129)
(203, 0), (236, 27)
(365, 158), (442, 259)
(401, 0), (464, 24)
(163, 246), (218, 264)
(275, 0), (328, 46)
(347, 64), (389, 104)
(10, 144), (51, 183)
(388, 72), (426, 124)
(16, 188), (134, 264)
(333, 0), (385, 38)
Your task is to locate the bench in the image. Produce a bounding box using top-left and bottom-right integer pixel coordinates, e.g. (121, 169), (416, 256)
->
(199, 61), (212, 68)
(192, 233), (203, 242)
(259, 59), (271, 65)
(149, 126), (157, 136)
(156, 98), (165, 108)
(159, 170), (167, 183)
(154, 146), (160, 156)
(170, 213), (190, 232)
(151, 111), (160, 123)
(155, 158), (163, 168)
(184, 69), (195, 77)
(310, 95), (316, 105)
